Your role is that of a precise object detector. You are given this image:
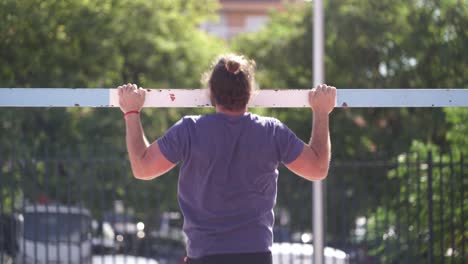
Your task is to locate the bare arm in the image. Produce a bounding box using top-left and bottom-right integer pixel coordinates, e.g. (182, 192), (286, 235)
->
(285, 84), (335, 181)
(119, 84), (176, 180)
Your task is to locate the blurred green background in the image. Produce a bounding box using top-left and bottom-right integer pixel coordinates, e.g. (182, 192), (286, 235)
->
(0, 0), (467, 262)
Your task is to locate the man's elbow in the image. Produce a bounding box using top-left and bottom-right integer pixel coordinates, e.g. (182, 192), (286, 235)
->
(306, 171), (328, 181)
(315, 170), (329, 181)
(133, 171), (158, 180)
(132, 167), (159, 180)
(132, 170), (146, 180)
(306, 149), (330, 181)
(132, 172), (145, 180)
(304, 166), (329, 181)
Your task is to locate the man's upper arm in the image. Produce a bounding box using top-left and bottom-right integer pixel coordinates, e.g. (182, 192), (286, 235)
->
(137, 141), (177, 180)
(284, 144), (326, 181)
(135, 117), (188, 179)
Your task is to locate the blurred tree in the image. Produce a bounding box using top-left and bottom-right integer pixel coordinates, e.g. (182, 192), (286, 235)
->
(0, 0), (224, 213)
(0, 0), (223, 88)
(0, 0), (224, 152)
(232, 0), (467, 243)
(234, 0), (467, 157)
(0, 0), (466, 253)
(364, 109), (468, 263)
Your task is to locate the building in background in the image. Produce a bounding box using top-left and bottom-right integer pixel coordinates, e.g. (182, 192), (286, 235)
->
(201, 0), (301, 40)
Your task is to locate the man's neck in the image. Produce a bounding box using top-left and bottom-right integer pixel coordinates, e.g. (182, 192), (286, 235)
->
(215, 105), (247, 116)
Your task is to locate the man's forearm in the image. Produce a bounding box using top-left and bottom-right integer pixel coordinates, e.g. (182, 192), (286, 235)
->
(308, 112), (331, 173)
(125, 114), (149, 175)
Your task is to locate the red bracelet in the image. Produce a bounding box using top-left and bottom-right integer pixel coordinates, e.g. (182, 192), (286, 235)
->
(124, 110), (140, 119)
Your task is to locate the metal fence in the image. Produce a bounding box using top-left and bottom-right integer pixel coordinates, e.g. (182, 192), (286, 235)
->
(326, 152), (467, 264)
(0, 150), (466, 264)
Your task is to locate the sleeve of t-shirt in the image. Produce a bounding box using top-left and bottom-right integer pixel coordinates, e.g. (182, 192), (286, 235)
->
(273, 119), (305, 164)
(157, 118), (188, 163)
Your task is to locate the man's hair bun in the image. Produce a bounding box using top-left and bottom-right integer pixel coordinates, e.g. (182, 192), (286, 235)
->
(226, 60), (241, 74)
(203, 53), (256, 111)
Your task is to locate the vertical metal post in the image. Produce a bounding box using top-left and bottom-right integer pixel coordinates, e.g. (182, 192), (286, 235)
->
(416, 154), (422, 259)
(438, 154), (445, 264)
(405, 154), (412, 262)
(313, 0), (325, 263)
(460, 152), (465, 264)
(0, 151), (3, 264)
(449, 151), (455, 264)
(427, 151), (434, 264)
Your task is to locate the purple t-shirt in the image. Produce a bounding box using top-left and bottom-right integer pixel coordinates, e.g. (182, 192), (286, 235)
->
(157, 112), (304, 258)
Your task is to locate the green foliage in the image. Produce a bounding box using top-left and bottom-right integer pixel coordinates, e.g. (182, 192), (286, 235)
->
(0, 0), (224, 214)
(364, 145), (467, 263)
(232, 0), (467, 259)
(0, 0), (224, 88)
(445, 108), (468, 150)
(363, 108), (468, 262)
(233, 0), (467, 159)
(0, 0), (225, 152)
(0, 1), (466, 260)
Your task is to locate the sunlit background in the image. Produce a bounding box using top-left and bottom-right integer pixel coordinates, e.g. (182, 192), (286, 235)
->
(0, 0), (467, 263)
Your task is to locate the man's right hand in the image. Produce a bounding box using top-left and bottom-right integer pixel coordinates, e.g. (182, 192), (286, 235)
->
(309, 84), (337, 114)
(118, 83), (146, 113)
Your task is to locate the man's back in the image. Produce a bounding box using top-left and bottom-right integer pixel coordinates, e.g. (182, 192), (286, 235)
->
(158, 112), (304, 257)
(118, 54), (335, 264)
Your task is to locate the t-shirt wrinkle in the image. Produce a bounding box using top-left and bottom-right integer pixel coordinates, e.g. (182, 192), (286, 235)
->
(157, 112), (304, 258)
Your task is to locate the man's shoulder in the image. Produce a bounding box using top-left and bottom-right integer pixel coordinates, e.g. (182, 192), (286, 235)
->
(179, 113), (282, 127)
(181, 115), (202, 122)
(179, 114), (219, 127)
(169, 115), (202, 130)
(249, 113), (281, 126)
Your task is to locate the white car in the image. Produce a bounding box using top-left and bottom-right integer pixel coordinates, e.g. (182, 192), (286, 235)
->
(16, 204), (93, 264)
(92, 255), (158, 264)
(272, 243), (348, 264)
(92, 220), (116, 253)
(0, 252), (14, 264)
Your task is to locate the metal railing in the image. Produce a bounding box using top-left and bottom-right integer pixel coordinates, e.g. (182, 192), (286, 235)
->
(325, 152), (466, 264)
(0, 150), (466, 263)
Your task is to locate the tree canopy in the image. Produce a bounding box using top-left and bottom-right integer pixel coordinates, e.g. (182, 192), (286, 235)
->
(0, 0), (466, 260)
(0, 0), (225, 154)
(233, 0), (467, 158)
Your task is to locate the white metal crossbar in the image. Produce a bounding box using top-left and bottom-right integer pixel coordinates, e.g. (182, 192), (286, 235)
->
(0, 88), (467, 108)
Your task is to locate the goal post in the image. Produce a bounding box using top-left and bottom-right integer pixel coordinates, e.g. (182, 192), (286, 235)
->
(0, 88), (467, 108)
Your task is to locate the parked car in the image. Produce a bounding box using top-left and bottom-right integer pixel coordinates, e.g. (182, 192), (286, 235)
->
(138, 236), (185, 264)
(92, 254), (159, 264)
(103, 212), (145, 254)
(0, 253), (14, 264)
(0, 214), (18, 260)
(271, 243), (349, 264)
(141, 211), (186, 264)
(155, 212), (185, 242)
(16, 204), (93, 264)
(92, 219), (117, 254)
